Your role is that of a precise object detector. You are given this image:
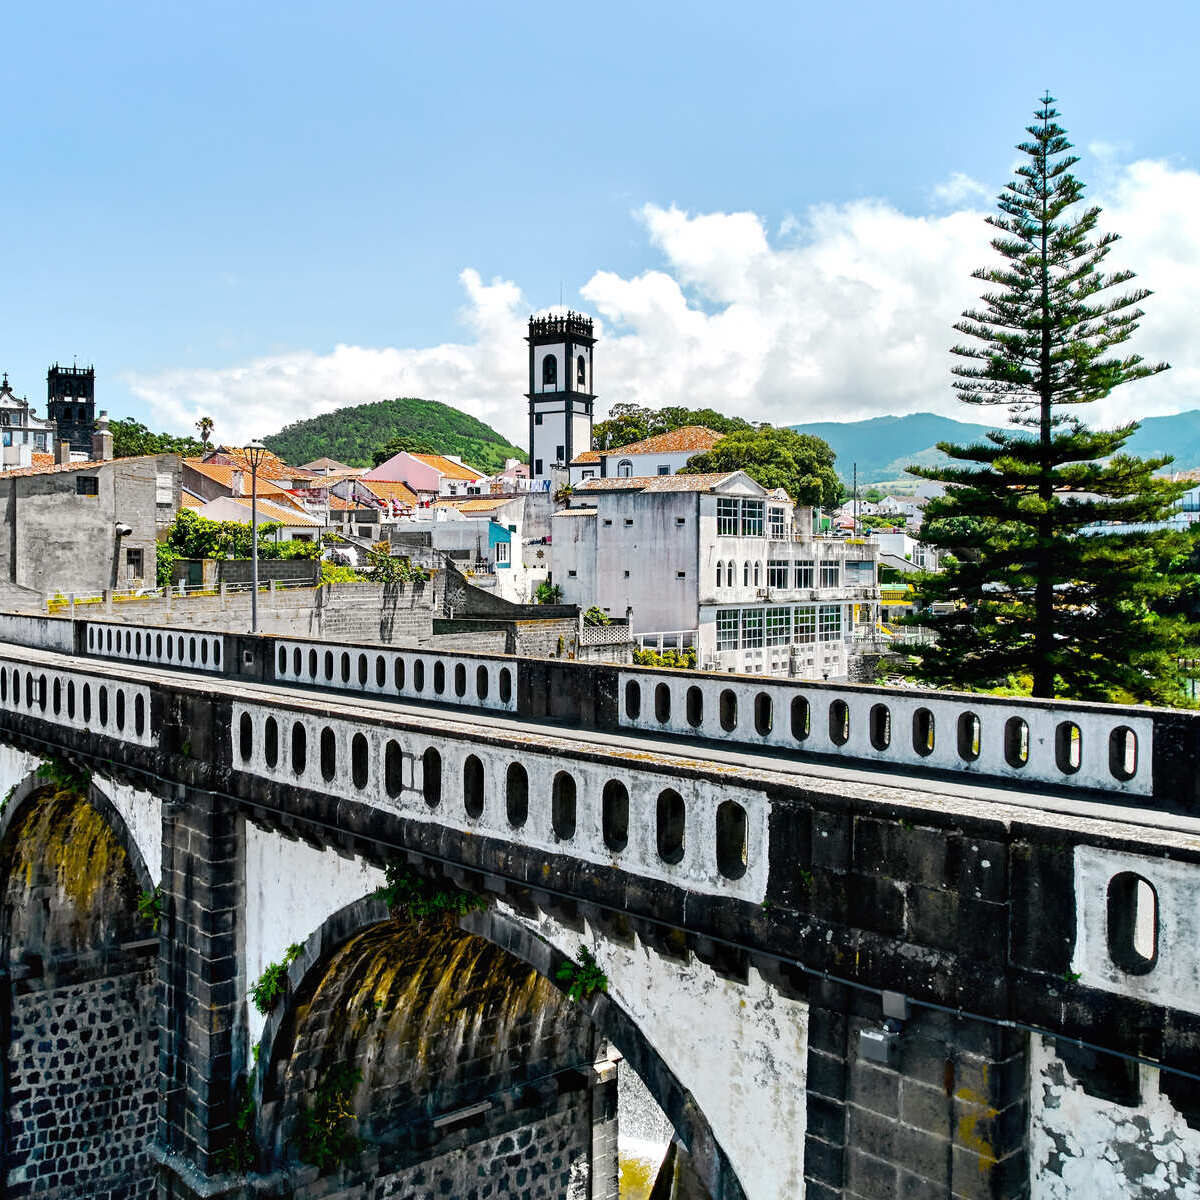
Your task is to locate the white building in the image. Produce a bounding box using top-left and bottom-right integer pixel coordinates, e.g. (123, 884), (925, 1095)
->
(0, 372), (63, 467)
(552, 472), (880, 680)
(527, 312), (596, 482)
(568, 426), (724, 485)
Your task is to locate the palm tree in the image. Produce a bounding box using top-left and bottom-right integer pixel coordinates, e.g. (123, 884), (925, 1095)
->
(195, 416), (214, 449)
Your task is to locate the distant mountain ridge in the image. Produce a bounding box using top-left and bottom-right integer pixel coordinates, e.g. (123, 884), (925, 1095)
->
(789, 411), (1200, 484)
(262, 397), (526, 472)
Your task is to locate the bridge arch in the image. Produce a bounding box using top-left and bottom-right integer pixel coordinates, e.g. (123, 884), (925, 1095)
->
(253, 891), (748, 1200)
(0, 758), (159, 1197)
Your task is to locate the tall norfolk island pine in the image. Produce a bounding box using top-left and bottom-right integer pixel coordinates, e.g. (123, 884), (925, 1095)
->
(905, 96), (1196, 703)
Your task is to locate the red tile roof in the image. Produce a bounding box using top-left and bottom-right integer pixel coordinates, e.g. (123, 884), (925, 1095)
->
(571, 426), (724, 464)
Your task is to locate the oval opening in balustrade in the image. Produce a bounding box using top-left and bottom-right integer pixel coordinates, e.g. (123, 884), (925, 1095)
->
(869, 703), (890, 751)
(414, 660), (425, 692)
(265, 717), (279, 768)
(98, 687), (109, 727)
(1106, 872), (1158, 975)
(358, 654), (368, 686)
(602, 780), (629, 853)
(1004, 717), (1029, 768)
(278, 647), (288, 675)
(106, 629), (112, 653)
(433, 661), (446, 695)
(828, 700), (849, 746)
(189, 637), (197, 663)
(0, 668), (7, 704)
(385, 741), (404, 798)
(114, 689), (125, 729)
(476, 666), (489, 700)
(239, 713), (253, 761)
(463, 755), (485, 818)
(52, 678), (61, 716)
(455, 663), (467, 699)
(552, 772), (576, 841)
(376, 656), (387, 688)
(134, 694), (145, 737)
(1055, 721), (1082, 775)
(395, 657), (407, 691)
(38, 675), (47, 713)
(912, 708), (935, 757)
(82, 682), (91, 722)
(755, 693), (773, 736)
(625, 680), (641, 721)
(213, 642), (222, 667)
(165, 636), (173, 662)
(324, 651), (334, 681)
(716, 800), (748, 880)
(422, 747), (441, 807)
(655, 683), (671, 724)
(506, 762), (529, 828)
(294, 648), (303, 676)
(177, 636), (185, 662)
(1109, 726), (1138, 782)
(656, 789), (685, 865)
(720, 689), (738, 733)
(156, 635), (163, 658)
(200, 640), (209, 666)
(341, 652), (351, 684)
(309, 649), (318, 678)
(125, 631), (132, 654)
(66, 681), (74, 719)
(26, 672), (34, 709)
(686, 686), (703, 728)
(957, 712), (981, 762)
(352, 732), (369, 790)
(320, 727), (337, 781)
(792, 696), (810, 741)
(498, 668), (512, 705)
(135, 633), (142, 656)
(291, 722), (306, 775)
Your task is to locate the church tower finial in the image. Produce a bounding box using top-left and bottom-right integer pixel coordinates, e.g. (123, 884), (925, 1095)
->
(526, 310), (596, 482)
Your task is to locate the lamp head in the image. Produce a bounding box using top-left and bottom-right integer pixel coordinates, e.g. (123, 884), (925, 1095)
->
(244, 439), (267, 470)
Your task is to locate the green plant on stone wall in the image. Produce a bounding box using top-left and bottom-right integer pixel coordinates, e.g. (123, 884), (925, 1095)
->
(250, 943), (304, 1014)
(555, 945), (608, 1002)
(35, 756), (91, 794)
(215, 1071), (258, 1173)
(583, 606), (610, 626)
(294, 1063), (364, 1171)
(374, 864), (489, 927)
(137, 887), (164, 932)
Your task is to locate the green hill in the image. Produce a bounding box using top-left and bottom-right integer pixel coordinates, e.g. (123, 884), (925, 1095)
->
(263, 397), (526, 472)
(790, 411), (1200, 483)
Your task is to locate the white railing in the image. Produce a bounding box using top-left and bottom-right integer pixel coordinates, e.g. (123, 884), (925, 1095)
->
(579, 622), (633, 647)
(637, 630), (698, 653)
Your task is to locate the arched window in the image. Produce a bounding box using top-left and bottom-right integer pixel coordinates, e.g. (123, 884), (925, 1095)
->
(542, 355), (557, 386)
(754, 561), (761, 586)
(716, 561), (723, 589)
(743, 561), (750, 587)
(577, 354), (586, 385)
(617, 459), (633, 477)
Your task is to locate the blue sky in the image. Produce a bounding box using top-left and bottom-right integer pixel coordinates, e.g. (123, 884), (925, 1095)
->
(2, 1), (1197, 446)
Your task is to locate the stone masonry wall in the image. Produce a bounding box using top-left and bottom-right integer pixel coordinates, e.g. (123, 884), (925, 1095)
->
(5, 962), (157, 1199)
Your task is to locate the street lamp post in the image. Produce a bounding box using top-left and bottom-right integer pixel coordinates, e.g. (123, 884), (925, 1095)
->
(245, 440), (267, 633)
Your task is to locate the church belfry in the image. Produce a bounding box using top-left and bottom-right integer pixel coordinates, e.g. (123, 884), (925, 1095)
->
(526, 311), (595, 481)
(47, 364), (96, 455)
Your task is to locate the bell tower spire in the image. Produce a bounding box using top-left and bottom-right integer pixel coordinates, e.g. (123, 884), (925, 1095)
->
(526, 310), (595, 482)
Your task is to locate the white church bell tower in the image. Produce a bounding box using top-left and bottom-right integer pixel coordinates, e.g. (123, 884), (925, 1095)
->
(527, 311), (595, 482)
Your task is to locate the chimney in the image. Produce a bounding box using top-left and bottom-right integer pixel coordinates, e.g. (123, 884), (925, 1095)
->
(230, 468), (244, 496)
(56, 439), (72, 465)
(91, 410), (113, 462)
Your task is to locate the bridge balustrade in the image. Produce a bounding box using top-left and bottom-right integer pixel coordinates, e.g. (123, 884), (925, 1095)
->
(84, 620), (224, 674)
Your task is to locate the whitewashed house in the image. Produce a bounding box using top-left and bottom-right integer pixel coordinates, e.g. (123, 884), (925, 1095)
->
(568, 426), (724, 486)
(552, 472), (880, 680)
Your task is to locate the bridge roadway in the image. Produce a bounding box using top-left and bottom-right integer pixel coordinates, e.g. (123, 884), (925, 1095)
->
(4, 637), (1198, 848)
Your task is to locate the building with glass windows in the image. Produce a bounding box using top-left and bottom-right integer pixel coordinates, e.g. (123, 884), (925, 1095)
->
(552, 471), (880, 680)
(0, 373), (60, 466)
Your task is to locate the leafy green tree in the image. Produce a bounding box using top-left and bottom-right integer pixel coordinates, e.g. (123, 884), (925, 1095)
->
(155, 509), (318, 587)
(372, 432), (437, 466)
(679, 426), (842, 507)
(110, 417), (203, 459)
(591, 403), (752, 451)
(904, 95), (1194, 703)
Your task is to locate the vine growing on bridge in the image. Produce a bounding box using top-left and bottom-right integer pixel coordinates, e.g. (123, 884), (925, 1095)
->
(35, 756), (91, 795)
(294, 1063), (364, 1170)
(136, 887), (164, 932)
(375, 864), (489, 927)
(250, 943), (305, 1014)
(556, 945), (608, 1002)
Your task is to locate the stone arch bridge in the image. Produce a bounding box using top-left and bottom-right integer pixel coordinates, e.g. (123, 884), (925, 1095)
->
(0, 611), (1196, 1200)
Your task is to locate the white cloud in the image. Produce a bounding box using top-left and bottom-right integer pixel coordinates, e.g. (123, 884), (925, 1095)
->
(127, 159), (1200, 449)
(931, 171), (990, 207)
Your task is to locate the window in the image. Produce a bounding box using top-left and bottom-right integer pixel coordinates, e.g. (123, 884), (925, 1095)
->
(623, 569), (630, 578)
(716, 561), (723, 588)
(676, 570), (686, 579)
(617, 459), (633, 477)
(845, 559), (874, 582)
(603, 518), (612, 526)
(753, 561), (761, 586)
(34, 433), (45, 450)
(494, 541), (510, 564)
(716, 608), (739, 650)
(577, 354), (586, 385)
(581, 470), (595, 479)
(556, 444), (565, 462)
(717, 497), (738, 536)
(567, 569), (577, 577)
(768, 506), (785, 538)
(624, 518), (633, 527)
(795, 606), (816, 642)
(542, 355), (557, 386)
(819, 560), (840, 588)
(535, 458), (543, 474)
(0, 412), (8, 426)
(743, 561), (750, 587)
(76, 476), (99, 496)
(766, 607), (791, 646)
(741, 500), (764, 537)
(125, 548), (143, 576)
(818, 604), (842, 640)
(742, 608), (764, 648)
(658, 465), (670, 476)
(2, 432), (10, 446)
(794, 560), (814, 589)
(767, 560), (788, 589)
(675, 516), (686, 526)
(535, 413), (543, 425)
